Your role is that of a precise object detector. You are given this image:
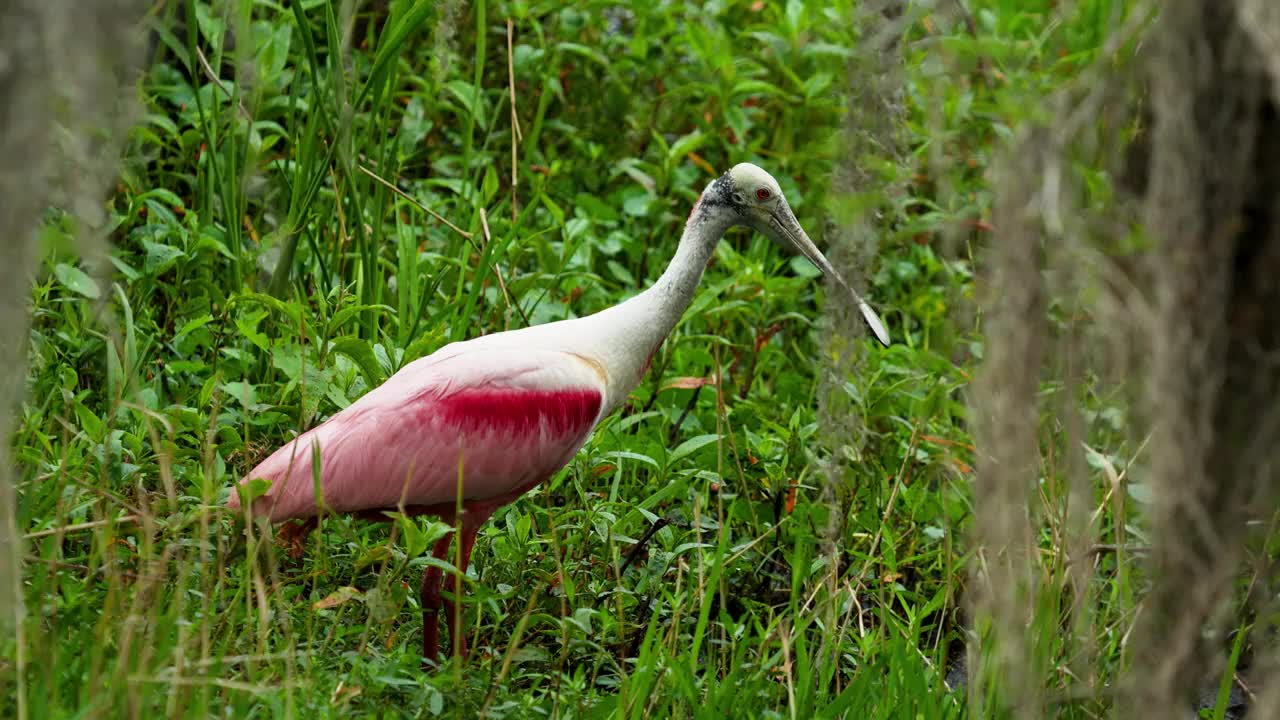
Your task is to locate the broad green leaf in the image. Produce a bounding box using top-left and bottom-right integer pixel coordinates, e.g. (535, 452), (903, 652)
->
(329, 336), (384, 387)
(53, 263), (100, 299)
(667, 130), (705, 166)
(327, 303), (394, 336)
(670, 434), (722, 464)
(604, 450), (659, 468)
(143, 239), (185, 275)
(228, 291), (303, 326)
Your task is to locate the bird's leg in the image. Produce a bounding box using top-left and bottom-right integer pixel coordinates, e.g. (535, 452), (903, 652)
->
(443, 522), (483, 660)
(277, 516), (319, 560)
(420, 534), (453, 665)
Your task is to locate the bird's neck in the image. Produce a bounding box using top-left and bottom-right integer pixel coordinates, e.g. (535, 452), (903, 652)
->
(639, 201), (734, 341)
(585, 200), (733, 412)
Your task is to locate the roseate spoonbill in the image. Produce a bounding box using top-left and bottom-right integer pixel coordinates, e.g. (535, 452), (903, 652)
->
(227, 163), (890, 663)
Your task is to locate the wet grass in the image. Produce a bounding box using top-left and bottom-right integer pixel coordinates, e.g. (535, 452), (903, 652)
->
(1, 0), (1192, 717)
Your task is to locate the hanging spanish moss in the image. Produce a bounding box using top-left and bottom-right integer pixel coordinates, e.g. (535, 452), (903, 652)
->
(0, 0), (147, 636)
(959, 0), (1280, 715)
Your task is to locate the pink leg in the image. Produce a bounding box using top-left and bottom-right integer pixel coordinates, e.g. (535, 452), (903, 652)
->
(420, 534), (453, 664)
(443, 522), (482, 659)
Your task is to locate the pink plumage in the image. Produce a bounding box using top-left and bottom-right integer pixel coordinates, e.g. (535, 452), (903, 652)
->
(229, 348), (606, 522)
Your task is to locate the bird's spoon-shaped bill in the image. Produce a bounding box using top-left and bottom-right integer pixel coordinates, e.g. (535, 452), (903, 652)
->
(767, 210), (891, 347)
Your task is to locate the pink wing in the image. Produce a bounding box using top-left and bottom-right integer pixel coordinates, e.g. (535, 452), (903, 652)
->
(227, 347), (607, 522)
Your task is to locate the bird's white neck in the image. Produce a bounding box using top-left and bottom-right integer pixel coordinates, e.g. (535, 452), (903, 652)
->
(645, 202), (734, 331)
(585, 195), (735, 410)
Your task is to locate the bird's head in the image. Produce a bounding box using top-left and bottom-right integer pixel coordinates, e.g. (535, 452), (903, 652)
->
(700, 162), (891, 346)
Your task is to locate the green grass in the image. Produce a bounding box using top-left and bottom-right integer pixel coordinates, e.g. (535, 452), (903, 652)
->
(2, 0), (1185, 717)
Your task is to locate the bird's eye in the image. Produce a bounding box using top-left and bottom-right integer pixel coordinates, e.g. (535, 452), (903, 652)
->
(756, 188), (771, 201)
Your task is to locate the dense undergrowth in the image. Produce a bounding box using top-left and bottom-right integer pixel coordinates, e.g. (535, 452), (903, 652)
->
(4, 1), (1155, 717)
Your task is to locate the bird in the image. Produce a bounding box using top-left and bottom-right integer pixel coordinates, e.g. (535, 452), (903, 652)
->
(226, 162), (890, 664)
